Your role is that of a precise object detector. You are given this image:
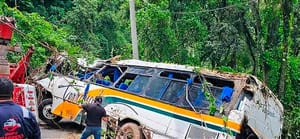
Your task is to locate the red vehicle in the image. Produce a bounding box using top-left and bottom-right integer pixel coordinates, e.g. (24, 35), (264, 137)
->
(0, 16), (15, 45)
(0, 16), (38, 117)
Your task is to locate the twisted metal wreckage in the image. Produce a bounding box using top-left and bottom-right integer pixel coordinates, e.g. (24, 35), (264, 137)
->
(0, 16), (284, 139)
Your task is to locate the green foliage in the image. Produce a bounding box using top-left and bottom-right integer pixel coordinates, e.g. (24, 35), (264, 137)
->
(63, 0), (131, 59)
(5, 0), (73, 25)
(0, 3), (80, 68)
(202, 81), (217, 116)
(137, 2), (178, 62)
(283, 107), (300, 138)
(5, 0), (34, 11)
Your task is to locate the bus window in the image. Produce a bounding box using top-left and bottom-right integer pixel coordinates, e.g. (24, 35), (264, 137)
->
(127, 75), (151, 94)
(161, 81), (186, 104)
(99, 66), (121, 82)
(93, 66), (125, 86)
(145, 78), (170, 99)
(190, 86), (209, 108)
(193, 75), (203, 84)
(127, 67), (155, 75)
(209, 86), (233, 107)
(180, 85), (209, 110)
(160, 71), (190, 81)
(115, 73), (135, 89)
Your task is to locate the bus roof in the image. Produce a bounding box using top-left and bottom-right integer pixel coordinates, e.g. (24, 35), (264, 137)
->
(117, 59), (195, 72)
(116, 59), (250, 79)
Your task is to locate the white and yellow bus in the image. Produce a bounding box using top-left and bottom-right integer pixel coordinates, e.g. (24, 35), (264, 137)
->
(35, 58), (283, 139)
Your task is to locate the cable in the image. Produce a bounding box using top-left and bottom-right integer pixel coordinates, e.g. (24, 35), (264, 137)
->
(155, 0), (255, 15)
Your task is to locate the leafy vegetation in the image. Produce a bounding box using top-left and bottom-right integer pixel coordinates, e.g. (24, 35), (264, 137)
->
(0, 0), (299, 138)
(0, 2), (80, 67)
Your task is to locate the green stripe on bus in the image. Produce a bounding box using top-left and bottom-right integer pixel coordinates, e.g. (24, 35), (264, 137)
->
(104, 96), (237, 136)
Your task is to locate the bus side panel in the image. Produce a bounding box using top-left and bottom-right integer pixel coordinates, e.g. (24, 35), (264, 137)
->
(105, 103), (172, 135)
(165, 118), (190, 138)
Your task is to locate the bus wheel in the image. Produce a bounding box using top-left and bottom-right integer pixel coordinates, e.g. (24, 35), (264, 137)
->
(116, 122), (143, 139)
(38, 98), (62, 126)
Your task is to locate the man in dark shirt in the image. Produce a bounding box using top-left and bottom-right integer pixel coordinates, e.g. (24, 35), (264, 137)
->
(79, 96), (107, 139)
(0, 77), (41, 139)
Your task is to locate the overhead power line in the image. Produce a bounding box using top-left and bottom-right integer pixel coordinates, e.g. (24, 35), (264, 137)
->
(156, 0), (255, 15)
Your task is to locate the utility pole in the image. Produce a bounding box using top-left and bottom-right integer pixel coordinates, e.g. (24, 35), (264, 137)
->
(129, 0), (139, 59)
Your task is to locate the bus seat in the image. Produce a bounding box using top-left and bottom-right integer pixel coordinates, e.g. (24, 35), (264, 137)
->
(119, 83), (128, 90)
(177, 78), (191, 97)
(157, 73), (173, 99)
(50, 64), (56, 72)
(127, 76), (143, 93)
(113, 68), (121, 82)
(77, 72), (94, 80)
(220, 86), (234, 102)
(176, 87), (185, 97)
(193, 90), (206, 106)
(96, 79), (112, 86)
(187, 78), (192, 85)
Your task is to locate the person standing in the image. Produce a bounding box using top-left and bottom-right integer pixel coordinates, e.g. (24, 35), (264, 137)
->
(79, 96), (107, 139)
(0, 77), (41, 139)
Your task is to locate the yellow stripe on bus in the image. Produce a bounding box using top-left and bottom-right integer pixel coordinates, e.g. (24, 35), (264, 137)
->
(98, 88), (241, 133)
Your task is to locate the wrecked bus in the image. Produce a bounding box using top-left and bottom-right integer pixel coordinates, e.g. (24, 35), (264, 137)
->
(34, 56), (283, 139)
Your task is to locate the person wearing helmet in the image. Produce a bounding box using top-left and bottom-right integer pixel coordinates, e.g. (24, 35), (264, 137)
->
(79, 96), (107, 139)
(0, 77), (41, 139)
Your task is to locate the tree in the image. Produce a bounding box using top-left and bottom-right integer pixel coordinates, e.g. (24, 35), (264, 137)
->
(137, 2), (177, 62)
(278, 0), (291, 98)
(0, 2), (78, 67)
(64, 0), (131, 59)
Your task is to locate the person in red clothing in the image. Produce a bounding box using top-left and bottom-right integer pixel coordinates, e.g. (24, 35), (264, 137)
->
(0, 77), (41, 139)
(79, 96), (107, 139)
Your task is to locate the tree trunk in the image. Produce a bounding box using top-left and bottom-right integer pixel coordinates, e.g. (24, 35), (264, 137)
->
(235, 11), (257, 75)
(250, 0), (266, 83)
(278, 0), (291, 98)
(228, 47), (237, 69)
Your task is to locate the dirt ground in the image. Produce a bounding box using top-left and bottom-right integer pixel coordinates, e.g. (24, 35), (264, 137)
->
(39, 119), (108, 139)
(40, 120), (83, 139)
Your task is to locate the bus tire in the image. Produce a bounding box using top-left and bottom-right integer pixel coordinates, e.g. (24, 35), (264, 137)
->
(38, 98), (62, 126)
(116, 122), (143, 139)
